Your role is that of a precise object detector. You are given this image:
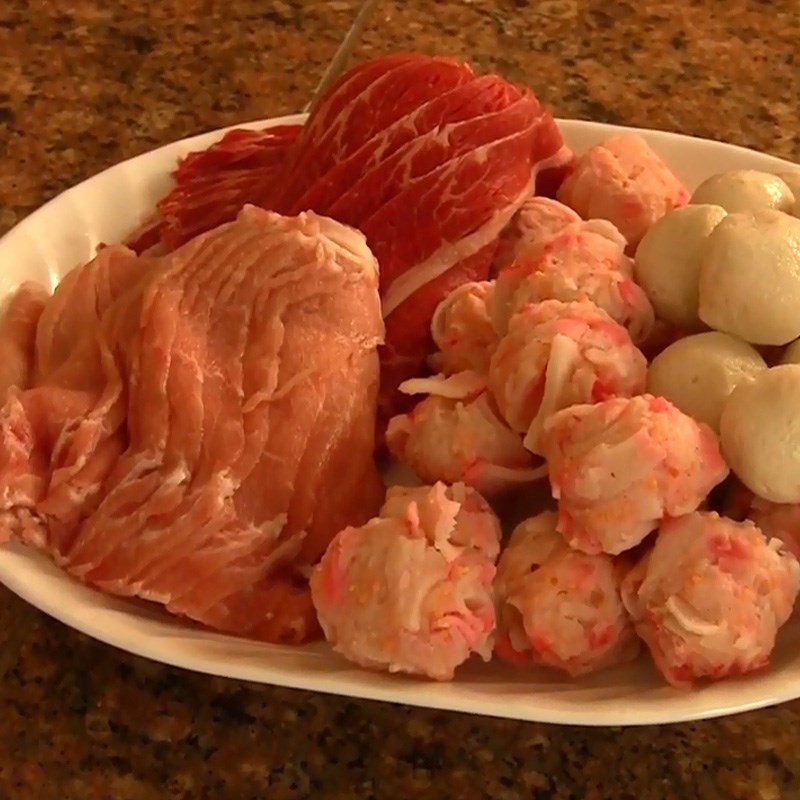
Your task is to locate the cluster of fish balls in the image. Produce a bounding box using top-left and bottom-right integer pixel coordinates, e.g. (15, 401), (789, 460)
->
(637, 167), (800, 506)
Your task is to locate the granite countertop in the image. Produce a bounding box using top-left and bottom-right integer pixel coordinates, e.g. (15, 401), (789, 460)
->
(2, 1), (800, 797)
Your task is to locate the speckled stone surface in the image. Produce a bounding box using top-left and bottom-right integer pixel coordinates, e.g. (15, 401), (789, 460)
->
(2, 1), (800, 798)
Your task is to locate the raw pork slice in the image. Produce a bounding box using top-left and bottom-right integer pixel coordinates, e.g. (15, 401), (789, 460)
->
(0, 207), (384, 643)
(0, 281), (49, 402)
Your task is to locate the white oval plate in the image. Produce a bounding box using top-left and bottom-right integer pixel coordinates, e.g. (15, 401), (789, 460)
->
(1, 115), (798, 726)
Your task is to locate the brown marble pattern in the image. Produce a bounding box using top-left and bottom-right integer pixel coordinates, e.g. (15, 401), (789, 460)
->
(1, 1), (800, 797)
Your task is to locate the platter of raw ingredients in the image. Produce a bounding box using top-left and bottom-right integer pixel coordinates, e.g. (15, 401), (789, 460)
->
(2, 52), (800, 726)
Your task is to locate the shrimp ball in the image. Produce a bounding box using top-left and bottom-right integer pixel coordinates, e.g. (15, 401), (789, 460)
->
(495, 511), (639, 676)
(494, 196), (582, 270)
(720, 365), (800, 503)
(311, 482), (500, 680)
(493, 221), (653, 344)
(494, 219), (630, 328)
(698, 210), (800, 345)
(621, 512), (800, 687)
(556, 134), (690, 248)
(386, 386), (544, 496)
(381, 482), (502, 562)
(430, 281), (497, 375)
(647, 331), (767, 432)
(691, 170), (795, 214)
(540, 395), (729, 555)
(488, 299), (646, 453)
(634, 204), (727, 330)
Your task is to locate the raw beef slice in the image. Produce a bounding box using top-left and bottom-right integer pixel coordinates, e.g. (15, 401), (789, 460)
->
(0, 207), (385, 643)
(126, 124), (302, 254)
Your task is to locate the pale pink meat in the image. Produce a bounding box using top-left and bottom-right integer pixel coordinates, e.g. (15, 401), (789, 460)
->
(541, 395), (730, 555)
(0, 207), (385, 643)
(488, 299), (646, 453)
(493, 197), (581, 270)
(310, 482), (500, 680)
(492, 220), (654, 343)
(386, 375), (545, 497)
(0, 282), (49, 404)
(622, 512), (800, 687)
(429, 280), (497, 374)
(557, 134), (690, 248)
(495, 511), (639, 676)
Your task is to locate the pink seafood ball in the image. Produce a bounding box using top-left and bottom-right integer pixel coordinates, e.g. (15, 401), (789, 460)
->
(622, 512), (800, 687)
(310, 482), (500, 681)
(493, 221), (654, 344)
(540, 394), (729, 555)
(488, 299), (646, 453)
(430, 281), (497, 375)
(386, 386), (544, 496)
(557, 134), (690, 248)
(381, 482), (502, 562)
(494, 196), (582, 270)
(495, 511), (639, 676)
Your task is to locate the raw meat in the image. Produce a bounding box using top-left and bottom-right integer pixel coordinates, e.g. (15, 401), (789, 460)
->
(0, 207), (384, 643)
(0, 282), (49, 403)
(310, 482), (500, 680)
(129, 54), (572, 425)
(279, 53), (571, 422)
(126, 125), (302, 253)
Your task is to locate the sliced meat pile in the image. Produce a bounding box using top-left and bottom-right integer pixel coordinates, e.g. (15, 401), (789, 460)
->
(0, 207), (385, 643)
(127, 53), (571, 425)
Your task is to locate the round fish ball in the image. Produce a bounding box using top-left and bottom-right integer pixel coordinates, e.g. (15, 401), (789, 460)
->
(691, 170), (795, 214)
(647, 331), (766, 432)
(719, 364), (800, 503)
(778, 171), (800, 217)
(782, 339), (800, 365)
(698, 210), (800, 345)
(634, 204), (727, 330)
